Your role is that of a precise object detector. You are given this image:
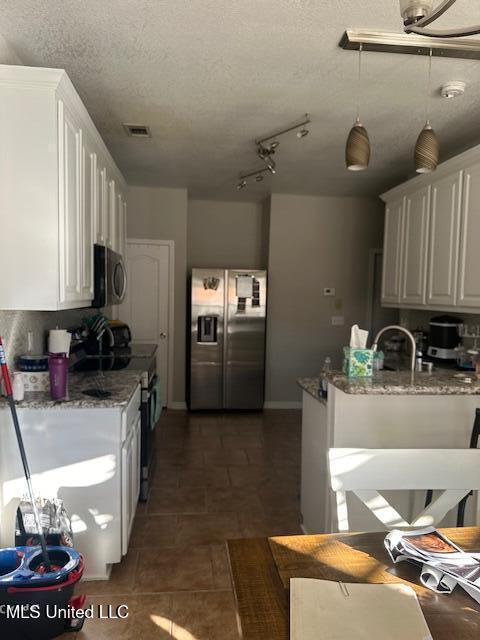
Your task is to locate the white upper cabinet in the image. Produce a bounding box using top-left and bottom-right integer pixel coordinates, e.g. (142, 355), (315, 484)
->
(0, 64), (126, 310)
(381, 144), (480, 312)
(457, 162), (480, 308)
(400, 187), (430, 306)
(427, 172), (462, 307)
(381, 198), (404, 304)
(108, 179), (116, 250)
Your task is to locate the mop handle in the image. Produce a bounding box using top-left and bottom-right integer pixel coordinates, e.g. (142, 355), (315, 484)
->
(0, 337), (51, 570)
(0, 338), (13, 396)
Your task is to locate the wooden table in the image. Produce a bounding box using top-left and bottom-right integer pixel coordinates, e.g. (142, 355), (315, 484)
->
(228, 527), (480, 639)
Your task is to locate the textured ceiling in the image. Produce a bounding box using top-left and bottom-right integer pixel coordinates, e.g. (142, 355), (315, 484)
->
(1, 1), (480, 201)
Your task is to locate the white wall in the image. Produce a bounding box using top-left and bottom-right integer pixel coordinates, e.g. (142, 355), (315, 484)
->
(187, 199), (267, 269)
(265, 193), (384, 406)
(0, 35), (23, 65)
(127, 186), (188, 405)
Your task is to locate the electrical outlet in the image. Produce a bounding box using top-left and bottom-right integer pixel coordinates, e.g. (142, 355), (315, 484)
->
(323, 287), (335, 296)
(331, 316), (344, 326)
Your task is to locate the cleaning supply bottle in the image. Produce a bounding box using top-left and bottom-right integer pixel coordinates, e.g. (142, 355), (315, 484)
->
(320, 356), (332, 399)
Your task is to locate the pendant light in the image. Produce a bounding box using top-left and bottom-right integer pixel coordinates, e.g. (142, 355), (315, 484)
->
(345, 43), (370, 171)
(415, 48), (439, 174)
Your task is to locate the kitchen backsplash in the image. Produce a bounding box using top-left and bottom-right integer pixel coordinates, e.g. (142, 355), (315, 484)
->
(0, 308), (98, 366)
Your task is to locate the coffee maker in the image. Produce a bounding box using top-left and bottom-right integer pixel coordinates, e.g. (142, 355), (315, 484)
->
(427, 315), (462, 361)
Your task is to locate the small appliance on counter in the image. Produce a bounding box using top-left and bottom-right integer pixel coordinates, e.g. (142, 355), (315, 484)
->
(427, 315), (462, 361)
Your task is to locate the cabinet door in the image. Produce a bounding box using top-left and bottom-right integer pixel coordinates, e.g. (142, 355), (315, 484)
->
(427, 172), (462, 306)
(107, 179), (116, 250)
(94, 163), (107, 246)
(381, 197), (404, 304)
(81, 137), (96, 299)
(58, 100), (82, 304)
(131, 414), (141, 518)
(115, 192), (123, 254)
(457, 162), (480, 307)
(121, 429), (134, 556)
(400, 186), (430, 305)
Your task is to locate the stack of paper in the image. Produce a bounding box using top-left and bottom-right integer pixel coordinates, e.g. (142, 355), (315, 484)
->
(290, 578), (432, 640)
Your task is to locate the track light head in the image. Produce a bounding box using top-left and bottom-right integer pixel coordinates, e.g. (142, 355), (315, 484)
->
(255, 174), (264, 182)
(264, 156), (276, 174)
(236, 180), (247, 190)
(297, 127), (309, 138)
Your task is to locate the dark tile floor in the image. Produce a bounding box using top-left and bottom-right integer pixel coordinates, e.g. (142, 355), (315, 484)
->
(69, 409), (302, 639)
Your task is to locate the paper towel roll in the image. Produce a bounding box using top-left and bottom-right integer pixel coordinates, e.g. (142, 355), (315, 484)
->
(48, 329), (71, 355)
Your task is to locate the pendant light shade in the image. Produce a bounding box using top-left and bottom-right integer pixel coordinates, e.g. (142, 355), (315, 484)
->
(346, 119), (370, 171)
(415, 122), (439, 173)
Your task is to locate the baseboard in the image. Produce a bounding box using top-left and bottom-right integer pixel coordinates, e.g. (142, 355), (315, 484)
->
(263, 401), (302, 410)
(168, 401), (188, 410)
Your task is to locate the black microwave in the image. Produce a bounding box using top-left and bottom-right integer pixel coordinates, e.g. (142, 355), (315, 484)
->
(92, 244), (127, 308)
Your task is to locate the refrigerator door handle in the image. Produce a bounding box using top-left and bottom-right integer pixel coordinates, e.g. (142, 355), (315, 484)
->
(222, 269), (229, 407)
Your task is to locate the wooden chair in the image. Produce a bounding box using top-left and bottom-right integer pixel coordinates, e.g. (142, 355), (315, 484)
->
(328, 448), (480, 532)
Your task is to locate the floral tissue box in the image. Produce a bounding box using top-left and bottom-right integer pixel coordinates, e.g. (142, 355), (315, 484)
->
(343, 347), (373, 378)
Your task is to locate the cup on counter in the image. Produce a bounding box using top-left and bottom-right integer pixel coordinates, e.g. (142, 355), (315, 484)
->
(48, 353), (68, 400)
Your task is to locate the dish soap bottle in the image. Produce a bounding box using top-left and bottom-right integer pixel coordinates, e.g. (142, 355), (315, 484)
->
(320, 356), (332, 399)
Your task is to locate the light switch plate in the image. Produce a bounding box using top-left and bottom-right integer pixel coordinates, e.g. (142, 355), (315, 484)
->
(331, 316), (345, 326)
(323, 287), (336, 296)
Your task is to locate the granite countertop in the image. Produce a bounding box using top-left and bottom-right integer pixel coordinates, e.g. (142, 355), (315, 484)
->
(298, 368), (480, 397)
(0, 371), (141, 409)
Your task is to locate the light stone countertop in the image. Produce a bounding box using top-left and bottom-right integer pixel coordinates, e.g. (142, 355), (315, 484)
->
(298, 368), (480, 398)
(0, 371), (141, 409)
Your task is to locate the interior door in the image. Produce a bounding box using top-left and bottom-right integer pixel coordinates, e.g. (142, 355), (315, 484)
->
(120, 241), (171, 406)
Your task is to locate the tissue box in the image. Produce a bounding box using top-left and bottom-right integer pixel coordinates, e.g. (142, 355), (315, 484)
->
(343, 347), (374, 378)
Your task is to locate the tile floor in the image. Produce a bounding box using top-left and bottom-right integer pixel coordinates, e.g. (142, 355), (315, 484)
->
(68, 409), (302, 639)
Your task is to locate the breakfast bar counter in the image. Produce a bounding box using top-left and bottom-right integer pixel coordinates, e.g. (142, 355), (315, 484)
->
(298, 371), (480, 536)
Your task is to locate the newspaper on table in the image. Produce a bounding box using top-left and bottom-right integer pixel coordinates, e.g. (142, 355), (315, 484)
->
(385, 527), (480, 604)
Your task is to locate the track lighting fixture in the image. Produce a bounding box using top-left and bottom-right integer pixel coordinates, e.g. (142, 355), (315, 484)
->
(235, 114), (311, 190)
(236, 180), (247, 190)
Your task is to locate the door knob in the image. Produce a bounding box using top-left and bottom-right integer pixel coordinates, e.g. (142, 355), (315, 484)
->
(159, 332), (167, 339)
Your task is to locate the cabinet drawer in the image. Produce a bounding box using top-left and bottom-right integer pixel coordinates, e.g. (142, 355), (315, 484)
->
(121, 384), (141, 442)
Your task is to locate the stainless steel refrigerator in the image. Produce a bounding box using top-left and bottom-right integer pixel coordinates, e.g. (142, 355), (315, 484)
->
(188, 268), (267, 410)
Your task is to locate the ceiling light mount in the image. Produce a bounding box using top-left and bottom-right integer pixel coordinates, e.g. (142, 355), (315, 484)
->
(340, 29), (480, 60)
(400, 0), (480, 39)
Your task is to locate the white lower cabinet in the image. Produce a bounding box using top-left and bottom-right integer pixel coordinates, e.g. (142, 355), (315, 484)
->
(0, 384), (141, 580)
(122, 411), (141, 556)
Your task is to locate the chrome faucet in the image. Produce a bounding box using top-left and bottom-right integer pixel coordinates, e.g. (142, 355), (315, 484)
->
(371, 325), (417, 372)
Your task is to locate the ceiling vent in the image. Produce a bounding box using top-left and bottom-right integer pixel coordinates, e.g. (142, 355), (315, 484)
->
(122, 123), (151, 138)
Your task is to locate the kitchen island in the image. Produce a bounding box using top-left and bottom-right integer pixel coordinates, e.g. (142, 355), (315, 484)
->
(298, 370), (480, 536)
